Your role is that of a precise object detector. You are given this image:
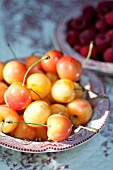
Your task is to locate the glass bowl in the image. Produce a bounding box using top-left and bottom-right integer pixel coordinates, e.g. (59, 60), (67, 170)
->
(53, 0), (113, 75)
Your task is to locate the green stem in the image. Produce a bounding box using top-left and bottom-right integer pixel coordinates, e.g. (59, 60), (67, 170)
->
(22, 55), (50, 86)
(74, 87), (108, 99)
(29, 88), (42, 100)
(82, 41), (93, 65)
(74, 125), (98, 133)
(79, 125), (98, 133)
(6, 121), (48, 127)
(7, 43), (18, 60)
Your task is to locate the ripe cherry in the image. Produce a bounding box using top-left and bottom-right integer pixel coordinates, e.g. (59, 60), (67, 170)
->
(46, 72), (59, 84)
(25, 54), (42, 74)
(5, 82), (32, 110)
(10, 114), (37, 140)
(47, 114), (72, 141)
(0, 105), (19, 133)
(35, 126), (48, 141)
(67, 98), (93, 126)
(27, 73), (51, 100)
(74, 82), (84, 98)
(56, 56), (82, 82)
(41, 49), (63, 73)
(24, 101), (51, 126)
(51, 79), (76, 103)
(50, 103), (69, 118)
(3, 60), (28, 84)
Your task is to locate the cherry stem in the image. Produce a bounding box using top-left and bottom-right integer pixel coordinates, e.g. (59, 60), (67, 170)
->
(7, 43), (18, 60)
(4, 121), (98, 135)
(22, 55), (50, 86)
(6, 121), (98, 133)
(82, 41), (93, 65)
(29, 88), (42, 100)
(74, 87), (108, 99)
(74, 125), (98, 133)
(6, 121), (48, 127)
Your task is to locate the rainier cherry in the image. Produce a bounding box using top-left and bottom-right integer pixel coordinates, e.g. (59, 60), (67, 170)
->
(50, 103), (69, 118)
(47, 114), (72, 142)
(41, 49), (63, 73)
(66, 98), (93, 126)
(25, 54), (42, 74)
(3, 60), (28, 84)
(10, 114), (37, 140)
(51, 79), (76, 103)
(56, 56), (82, 82)
(46, 72), (59, 84)
(74, 82), (84, 98)
(0, 105), (19, 133)
(27, 73), (51, 100)
(5, 82), (32, 110)
(35, 126), (48, 141)
(24, 101), (51, 126)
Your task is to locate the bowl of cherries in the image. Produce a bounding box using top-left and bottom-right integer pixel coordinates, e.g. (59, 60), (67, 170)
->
(0, 49), (110, 153)
(54, 0), (113, 75)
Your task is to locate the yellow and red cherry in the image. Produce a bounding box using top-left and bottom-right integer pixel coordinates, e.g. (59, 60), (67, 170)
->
(56, 55), (82, 82)
(0, 61), (5, 81)
(3, 60), (28, 84)
(24, 101), (51, 126)
(25, 54), (42, 74)
(50, 103), (69, 118)
(66, 98), (93, 126)
(0, 105), (19, 133)
(35, 126), (48, 141)
(47, 114), (72, 141)
(10, 115), (37, 140)
(0, 82), (8, 104)
(51, 79), (76, 103)
(43, 96), (51, 105)
(46, 93), (56, 104)
(5, 82), (32, 110)
(41, 49), (63, 73)
(74, 82), (84, 98)
(27, 73), (51, 100)
(46, 72), (59, 84)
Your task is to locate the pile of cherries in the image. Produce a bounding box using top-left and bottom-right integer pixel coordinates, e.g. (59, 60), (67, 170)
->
(0, 49), (94, 142)
(66, 1), (113, 63)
